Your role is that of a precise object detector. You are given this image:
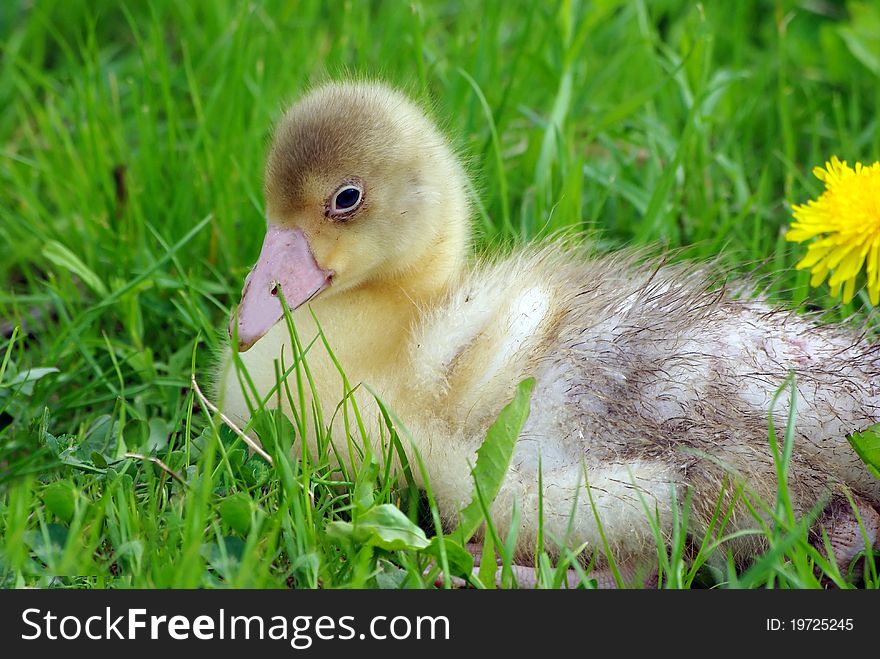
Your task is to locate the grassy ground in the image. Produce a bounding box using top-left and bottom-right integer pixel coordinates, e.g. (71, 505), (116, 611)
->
(1, 0), (878, 588)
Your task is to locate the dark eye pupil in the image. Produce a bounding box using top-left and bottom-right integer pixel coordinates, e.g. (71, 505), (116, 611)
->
(335, 187), (360, 210)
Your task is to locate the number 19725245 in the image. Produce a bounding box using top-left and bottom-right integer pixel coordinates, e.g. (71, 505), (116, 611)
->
(766, 619), (853, 631)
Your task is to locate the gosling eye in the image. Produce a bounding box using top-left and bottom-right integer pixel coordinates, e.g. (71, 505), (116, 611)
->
(327, 182), (364, 220)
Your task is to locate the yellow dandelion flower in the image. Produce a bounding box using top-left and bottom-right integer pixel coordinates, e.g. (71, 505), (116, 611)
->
(785, 156), (880, 305)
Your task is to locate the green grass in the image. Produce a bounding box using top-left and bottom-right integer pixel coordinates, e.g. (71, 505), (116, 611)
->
(1, 0), (878, 588)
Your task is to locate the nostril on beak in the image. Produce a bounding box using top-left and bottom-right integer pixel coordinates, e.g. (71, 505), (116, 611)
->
(270, 283), (279, 297)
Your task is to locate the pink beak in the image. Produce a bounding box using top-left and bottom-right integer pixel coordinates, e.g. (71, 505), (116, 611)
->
(229, 225), (333, 352)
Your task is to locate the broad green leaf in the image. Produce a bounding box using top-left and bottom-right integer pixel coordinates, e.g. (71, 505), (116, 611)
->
(43, 481), (76, 523)
(4, 367), (59, 387)
(252, 409), (296, 455)
(375, 560), (408, 589)
(243, 452), (271, 486)
(43, 240), (109, 296)
(2, 367), (60, 395)
(227, 447), (246, 471)
(91, 451), (108, 469)
(424, 536), (474, 578)
(325, 521), (354, 543)
(202, 536), (246, 575)
(327, 504), (429, 551)
(124, 419), (150, 450)
(25, 524), (69, 566)
(122, 418), (168, 455)
(146, 418), (170, 453)
(220, 494), (253, 535)
(76, 415), (118, 463)
(355, 503), (428, 550)
(453, 378), (535, 544)
(848, 423), (880, 481)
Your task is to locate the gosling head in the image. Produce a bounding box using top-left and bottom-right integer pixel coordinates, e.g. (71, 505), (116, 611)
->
(230, 81), (470, 351)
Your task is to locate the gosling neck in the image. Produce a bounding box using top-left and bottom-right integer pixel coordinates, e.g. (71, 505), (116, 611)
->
(305, 233), (468, 381)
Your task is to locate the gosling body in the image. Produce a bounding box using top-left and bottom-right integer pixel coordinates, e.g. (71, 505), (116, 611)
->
(217, 81), (880, 571)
